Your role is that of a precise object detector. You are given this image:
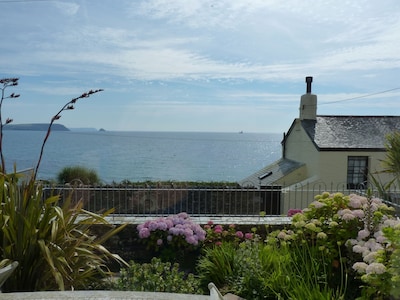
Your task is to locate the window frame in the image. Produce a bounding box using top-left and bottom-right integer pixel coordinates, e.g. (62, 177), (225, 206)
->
(347, 156), (369, 189)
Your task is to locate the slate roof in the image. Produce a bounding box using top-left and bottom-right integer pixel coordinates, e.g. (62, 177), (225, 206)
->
(301, 116), (400, 151)
(239, 158), (304, 187)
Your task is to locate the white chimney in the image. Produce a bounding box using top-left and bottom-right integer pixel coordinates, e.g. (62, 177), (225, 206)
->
(299, 76), (317, 120)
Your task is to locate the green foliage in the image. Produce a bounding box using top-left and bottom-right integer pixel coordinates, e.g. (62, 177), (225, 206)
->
(57, 165), (101, 185)
(202, 222), (257, 247)
(382, 225), (400, 298)
(269, 192), (400, 299)
(268, 241), (346, 300)
(369, 131), (400, 201)
(197, 242), (239, 292)
(197, 239), (345, 300)
(0, 173), (127, 292)
(117, 191), (399, 298)
(381, 131), (400, 179)
(113, 257), (202, 294)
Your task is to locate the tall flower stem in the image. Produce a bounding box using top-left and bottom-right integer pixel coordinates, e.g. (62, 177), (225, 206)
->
(33, 89), (103, 181)
(0, 78), (19, 174)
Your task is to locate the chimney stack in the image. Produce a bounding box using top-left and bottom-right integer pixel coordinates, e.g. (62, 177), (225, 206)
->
(299, 76), (317, 120)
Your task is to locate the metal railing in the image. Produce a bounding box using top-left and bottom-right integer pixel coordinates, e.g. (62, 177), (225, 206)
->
(42, 181), (400, 218)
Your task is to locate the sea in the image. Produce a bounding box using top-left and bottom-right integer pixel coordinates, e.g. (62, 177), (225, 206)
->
(2, 130), (282, 183)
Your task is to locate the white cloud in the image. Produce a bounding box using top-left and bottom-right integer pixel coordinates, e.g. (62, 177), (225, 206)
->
(1, 0), (400, 132)
(52, 1), (80, 16)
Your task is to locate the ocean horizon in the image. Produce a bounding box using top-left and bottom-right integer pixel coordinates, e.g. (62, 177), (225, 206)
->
(2, 130), (282, 184)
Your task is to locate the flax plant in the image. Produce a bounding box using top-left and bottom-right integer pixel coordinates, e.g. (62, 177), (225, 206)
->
(0, 176), (127, 291)
(0, 77), (127, 292)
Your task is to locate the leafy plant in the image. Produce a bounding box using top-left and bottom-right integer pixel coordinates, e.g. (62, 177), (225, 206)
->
(380, 131), (400, 181)
(267, 240), (346, 300)
(382, 225), (400, 298)
(0, 78), (128, 292)
(197, 242), (237, 289)
(57, 165), (100, 185)
(0, 175), (128, 292)
(271, 192), (400, 299)
(113, 257), (202, 294)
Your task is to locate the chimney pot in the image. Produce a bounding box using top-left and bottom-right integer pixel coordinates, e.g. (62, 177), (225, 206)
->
(305, 76), (313, 93)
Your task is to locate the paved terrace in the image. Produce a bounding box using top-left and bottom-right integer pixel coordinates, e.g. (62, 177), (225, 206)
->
(0, 290), (210, 300)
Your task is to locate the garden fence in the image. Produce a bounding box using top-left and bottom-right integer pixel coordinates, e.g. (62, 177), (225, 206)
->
(42, 182), (400, 218)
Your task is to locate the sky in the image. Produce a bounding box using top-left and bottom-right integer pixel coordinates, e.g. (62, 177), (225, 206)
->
(1, 0), (400, 133)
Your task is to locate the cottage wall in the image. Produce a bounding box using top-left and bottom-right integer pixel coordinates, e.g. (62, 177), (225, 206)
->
(284, 119), (320, 178)
(318, 150), (391, 187)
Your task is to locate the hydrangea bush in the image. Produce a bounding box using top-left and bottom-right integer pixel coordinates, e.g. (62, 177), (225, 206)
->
(270, 192), (400, 299)
(202, 221), (257, 247)
(137, 212), (206, 253)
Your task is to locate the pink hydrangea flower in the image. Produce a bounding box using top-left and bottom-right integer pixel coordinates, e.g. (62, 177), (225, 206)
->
(139, 227), (151, 238)
(287, 209), (302, 217)
(235, 231), (244, 238)
(245, 233), (253, 239)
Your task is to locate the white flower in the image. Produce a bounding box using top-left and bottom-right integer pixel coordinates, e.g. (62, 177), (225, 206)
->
(277, 231), (287, 239)
(310, 201), (326, 209)
(349, 197), (362, 208)
(353, 244), (368, 254)
(342, 213), (356, 221)
(363, 252), (378, 264)
(352, 209), (365, 218)
(384, 219), (400, 228)
(357, 229), (370, 240)
(353, 262), (368, 274)
(329, 221), (339, 227)
(365, 239), (383, 252)
(346, 239), (358, 246)
(374, 230), (388, 244)
(366, 262), (386, 275)
(338, 208), (352, 216)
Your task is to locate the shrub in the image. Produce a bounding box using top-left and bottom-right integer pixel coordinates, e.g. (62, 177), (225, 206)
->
(113, 257), (202, 294)
(271, 192), (400, 299)
(202, 221), (257, 247)
(57, 165), (100, 185)
(197, 240), (289, 299)
(137, 212), (206, 262)
(197, 242), (239, 291)
(382, 225), (400, 298)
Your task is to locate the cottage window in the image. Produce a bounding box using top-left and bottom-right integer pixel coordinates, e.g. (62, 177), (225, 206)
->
(347, 156), (368, 189)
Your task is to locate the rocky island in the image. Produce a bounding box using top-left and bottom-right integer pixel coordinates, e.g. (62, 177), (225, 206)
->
(3, 123), (69, 131)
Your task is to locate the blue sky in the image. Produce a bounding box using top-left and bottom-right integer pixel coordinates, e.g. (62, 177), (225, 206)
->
(1, 0), (400, 133)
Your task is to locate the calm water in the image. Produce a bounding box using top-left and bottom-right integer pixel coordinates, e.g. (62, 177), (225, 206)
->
(2, 131), (281, 183)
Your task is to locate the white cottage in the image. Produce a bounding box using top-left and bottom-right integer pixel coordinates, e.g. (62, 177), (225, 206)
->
(240, 77), (400, 208)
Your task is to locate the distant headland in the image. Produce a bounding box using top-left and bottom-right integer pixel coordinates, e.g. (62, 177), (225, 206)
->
(4, 123), (69, 131)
